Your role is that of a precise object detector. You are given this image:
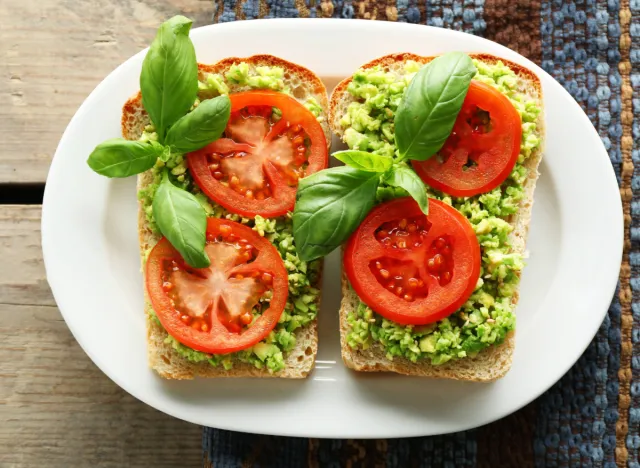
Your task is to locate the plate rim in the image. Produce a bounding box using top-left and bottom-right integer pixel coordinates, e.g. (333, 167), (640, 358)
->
(41, 18), (623, 438)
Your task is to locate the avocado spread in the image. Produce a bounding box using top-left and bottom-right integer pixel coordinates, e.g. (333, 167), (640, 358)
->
(342, 59), (541, 365)
(140, 63), (323, 373)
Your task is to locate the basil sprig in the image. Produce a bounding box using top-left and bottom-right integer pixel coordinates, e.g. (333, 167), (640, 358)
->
(293, 157), (427, 261)
(382, 164), (428, 214)
(164, 95), (231, 153)
(395, 52), (476, 161)
(293, 167), (380, 262)
(141, 15), (199, 143)
(332, 150), (393, 172)
(86, 16), (231, 268)
(153, 171), (210, 268)
(87, 139), (166, 178)
(293, 52), (475, 261)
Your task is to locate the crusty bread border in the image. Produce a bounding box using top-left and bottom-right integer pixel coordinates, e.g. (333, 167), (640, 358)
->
(331, 53), (545, 382)
(125, 55), (330, 379)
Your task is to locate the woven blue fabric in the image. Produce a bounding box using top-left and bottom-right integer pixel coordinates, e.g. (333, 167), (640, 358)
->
(204, 1), (639, 466)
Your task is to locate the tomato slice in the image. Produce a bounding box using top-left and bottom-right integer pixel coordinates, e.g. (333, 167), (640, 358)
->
(412, 80), (522, 197)
(188, 91), (328, 218)
(146, 217), (289, 354)
(344, 198), (481, 325)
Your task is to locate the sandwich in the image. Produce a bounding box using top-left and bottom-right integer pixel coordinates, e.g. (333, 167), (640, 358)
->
(87, 16), (330, 379)
(292, 52), (543, 381)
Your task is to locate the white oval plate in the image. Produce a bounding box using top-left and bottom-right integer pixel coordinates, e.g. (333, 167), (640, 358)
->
(42, 19), (622, 439)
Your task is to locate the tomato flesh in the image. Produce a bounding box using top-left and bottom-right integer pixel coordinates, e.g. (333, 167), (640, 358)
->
(188, 91), (328, 218)
(344, 198), (481, 325)
(412, 80), (522, 197)
(147, 218), (288, 354)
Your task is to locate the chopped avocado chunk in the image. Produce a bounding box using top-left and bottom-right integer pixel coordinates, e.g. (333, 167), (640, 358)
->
(344, 59), (542, 365)
(253, 342), (280, 362)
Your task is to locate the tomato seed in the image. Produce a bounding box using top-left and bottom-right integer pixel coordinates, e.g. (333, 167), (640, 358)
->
(241, 313), (252, 325)
(201, 323), (209, 332)
(230, 175), (240, 186)
(407, 224), (417, 233)
(443, 245), (451, 255)
(435, 237), (446, 249)
(442, 271), (452, 283)
(375, 261), (382, 269)
(162, 281), (173, 292)
(219, 225), (232, 236)
(379, 269), (390, 279)
(395, 286), (404, 296)
(236, 274), (244, 280)
(378, 230), (389, 239)
(213, 171), (223, 180)
(246, 190), (254, 199)
(292, 135), (304, 146)
(427, 258), (436, 271)
(404, 294), (413, 302)
(262, 272), (273, 285)
(418, 279), (425, 288)
(256, 192), (266, 201)
(387, 282), (395, 291)
(397, 240), (407, 249)
(407, 277), (419, 288)
(399, 219), (407, 229)
(433, 254), (444, 268)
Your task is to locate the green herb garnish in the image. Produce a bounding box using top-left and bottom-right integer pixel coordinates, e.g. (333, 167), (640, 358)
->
(293, 52), (476, 261)
(86, 16), (230, 268)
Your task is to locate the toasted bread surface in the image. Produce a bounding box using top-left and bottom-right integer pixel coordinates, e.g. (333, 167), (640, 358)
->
(331, 53), (545, 382)
(126, 55), (329, 379)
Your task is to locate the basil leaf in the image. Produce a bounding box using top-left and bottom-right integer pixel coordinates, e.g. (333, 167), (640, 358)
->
(293, 167), (380, 262)
(87, 139), (164, 178)
(140, 15), (198, 142)
(383, 165), (429, 214)
(164, 95), (231, 153)
(395, 52), (476, 161)
(153, 171), (210, 268)
(333, 150), (394, 173)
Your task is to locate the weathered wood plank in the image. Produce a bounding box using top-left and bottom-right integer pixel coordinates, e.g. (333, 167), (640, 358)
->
(0, 0), (213, 184)
(0, 205), (202, 468)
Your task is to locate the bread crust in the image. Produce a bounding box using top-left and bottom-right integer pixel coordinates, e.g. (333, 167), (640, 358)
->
(330, 53), (545, 382)
(125, 55), (329, 379)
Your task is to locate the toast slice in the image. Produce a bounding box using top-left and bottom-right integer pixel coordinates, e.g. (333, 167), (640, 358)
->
(123, 55), (330, 379)
(330, 53), (545, 382)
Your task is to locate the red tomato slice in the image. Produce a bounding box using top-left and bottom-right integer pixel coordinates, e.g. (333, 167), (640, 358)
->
(344, 198), (481, 325)
(146, 217), (289, 354)
(412, 80), (522, 197)
(188, 91), (328, 218)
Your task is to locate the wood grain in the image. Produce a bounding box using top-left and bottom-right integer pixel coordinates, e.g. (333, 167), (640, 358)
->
(0, 205), (202, 467)
(0, 0), (213, 184)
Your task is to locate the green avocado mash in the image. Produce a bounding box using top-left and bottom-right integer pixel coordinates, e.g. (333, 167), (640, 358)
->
(342, 59), (541, 365)
(139, 62), (323, 373)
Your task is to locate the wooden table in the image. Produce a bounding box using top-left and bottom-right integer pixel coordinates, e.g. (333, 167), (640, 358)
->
(0, 2), (214, 466)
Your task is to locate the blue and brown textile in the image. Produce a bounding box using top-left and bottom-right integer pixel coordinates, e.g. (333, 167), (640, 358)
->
(203, 1), (639, 466)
